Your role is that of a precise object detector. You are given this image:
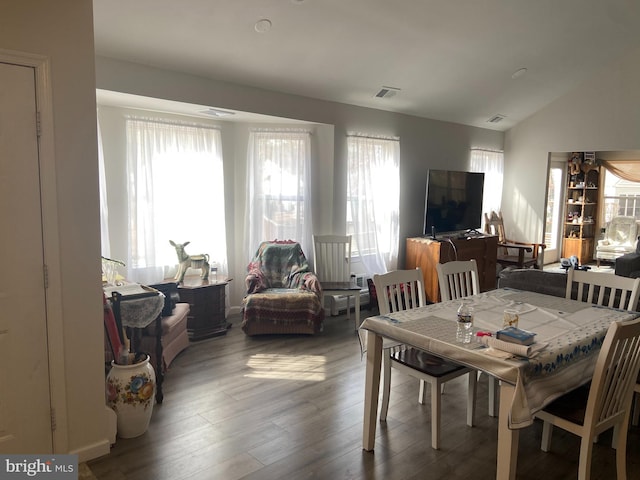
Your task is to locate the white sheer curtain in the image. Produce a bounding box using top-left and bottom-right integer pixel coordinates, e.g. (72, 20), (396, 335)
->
(347, 134), (400, 276)
(470, 148), (504, 228)
(97, 112), (111, 257)
(126, 117), (227, 284)
(245, 129), (313, 259)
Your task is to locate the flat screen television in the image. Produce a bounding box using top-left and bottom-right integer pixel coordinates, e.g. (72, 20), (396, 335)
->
(423, 169), (485, 237)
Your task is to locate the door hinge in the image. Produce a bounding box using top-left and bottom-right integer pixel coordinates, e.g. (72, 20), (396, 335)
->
(50, 408), (56, 432)
(36, 111), (42, 137)
(43, 264), (49, 289)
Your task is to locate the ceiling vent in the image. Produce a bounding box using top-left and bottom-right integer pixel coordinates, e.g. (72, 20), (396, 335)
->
(375, 86), (401, 99)
(199, 108), (236, 117)
(486, 114), (506, 124)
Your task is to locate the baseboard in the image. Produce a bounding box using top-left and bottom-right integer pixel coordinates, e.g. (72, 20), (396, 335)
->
(69, 438), (111, 462)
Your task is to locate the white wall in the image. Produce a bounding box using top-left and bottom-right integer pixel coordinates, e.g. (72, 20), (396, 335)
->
(1, 0), (109, 460)
(504, 45), (640, 244)
(95, 56), (504, 304)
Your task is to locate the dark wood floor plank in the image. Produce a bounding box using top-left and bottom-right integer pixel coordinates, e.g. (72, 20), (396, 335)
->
(89, 312), (640, 480)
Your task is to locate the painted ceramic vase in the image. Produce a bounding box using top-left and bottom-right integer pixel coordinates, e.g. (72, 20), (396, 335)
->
(106, 355), (156, 438)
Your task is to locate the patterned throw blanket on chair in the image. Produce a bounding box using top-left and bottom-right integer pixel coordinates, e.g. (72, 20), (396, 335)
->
(242, 240), (324, 335)
(246, 240), (322, 296)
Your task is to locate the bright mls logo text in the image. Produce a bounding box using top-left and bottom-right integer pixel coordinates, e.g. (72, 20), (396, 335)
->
(1, 455), (77, 479)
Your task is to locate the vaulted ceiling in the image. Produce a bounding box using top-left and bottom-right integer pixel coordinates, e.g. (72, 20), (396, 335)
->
(93, 0), (640, 131)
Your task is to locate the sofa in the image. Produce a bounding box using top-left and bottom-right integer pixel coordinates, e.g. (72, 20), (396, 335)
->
(242, 240), (324, 335)
(497, 268), (570, 298)
(614, 236), (640, 278)
(143, 282), (190, 370)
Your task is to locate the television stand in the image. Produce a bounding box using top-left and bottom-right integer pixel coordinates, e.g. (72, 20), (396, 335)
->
(405, 235), (498, 302)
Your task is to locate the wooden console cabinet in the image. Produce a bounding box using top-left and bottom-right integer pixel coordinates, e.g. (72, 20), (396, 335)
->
(178, 276), (230, 340)
(405, 236), (498, 303)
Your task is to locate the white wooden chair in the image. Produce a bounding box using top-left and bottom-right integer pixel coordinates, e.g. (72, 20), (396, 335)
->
(565, 268), (640, 311)
(436, 259), (480, 302)
(374, 268), (477, 450)
(313, 234), (361, 329)
(534, 317), (640, 480)
(436, 260), (498, 417)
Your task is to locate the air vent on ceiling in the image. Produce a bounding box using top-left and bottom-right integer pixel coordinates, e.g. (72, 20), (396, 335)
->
(200, 108), (235, 117)
(375, 86), (401, 99)
(486, 114), (506, 124)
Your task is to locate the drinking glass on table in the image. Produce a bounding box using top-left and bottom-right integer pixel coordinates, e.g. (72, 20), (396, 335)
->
(503, 309), (519, 328)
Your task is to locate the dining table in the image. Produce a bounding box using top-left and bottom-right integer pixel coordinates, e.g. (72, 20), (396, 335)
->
(359, 287), (639, 480)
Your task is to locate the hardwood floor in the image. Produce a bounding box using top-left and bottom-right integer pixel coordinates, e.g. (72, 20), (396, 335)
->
(89, 311), (640, 479)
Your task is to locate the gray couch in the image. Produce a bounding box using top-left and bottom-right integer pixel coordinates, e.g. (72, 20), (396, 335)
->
(497, 268), (569, 298)
(614, 236), (640, 278)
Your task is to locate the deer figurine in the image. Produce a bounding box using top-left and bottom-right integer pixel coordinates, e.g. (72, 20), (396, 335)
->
(170, 240), (210, 283)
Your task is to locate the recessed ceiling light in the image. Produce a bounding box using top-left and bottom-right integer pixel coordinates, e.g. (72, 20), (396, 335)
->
(511, 68), (528, 79)
(254, 19), (272, 33)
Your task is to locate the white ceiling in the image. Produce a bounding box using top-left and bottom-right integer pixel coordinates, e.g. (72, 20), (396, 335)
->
(92, 0), (640, 131)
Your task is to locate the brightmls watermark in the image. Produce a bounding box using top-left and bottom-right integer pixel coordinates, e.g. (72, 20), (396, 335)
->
(0, 455), (77, 479)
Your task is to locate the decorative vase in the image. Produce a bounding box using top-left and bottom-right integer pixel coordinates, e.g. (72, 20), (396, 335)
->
(105, 355), (156, 438)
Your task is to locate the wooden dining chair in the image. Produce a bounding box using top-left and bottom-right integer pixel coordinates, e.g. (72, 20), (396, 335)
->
(565, 267), (640, 311)
(373, 267), (477, 450)
(436, 260), (498, 417)
(533, 317), (640, 480)
(484, 210), (545, 269)
(436, 259), (480, 302)
(313, 234), (361, 329)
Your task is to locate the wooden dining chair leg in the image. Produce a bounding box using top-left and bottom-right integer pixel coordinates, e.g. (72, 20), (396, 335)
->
(431, 378), (442, 450)
(578, 436), (595, 480)
(540, 421), (553, 452)
(488, 375), (498, 417)
(379, 351), (392, 421)
(467, 371), (477, 427)
(418, 379), (428, 404)
(615, 411), (631, 480)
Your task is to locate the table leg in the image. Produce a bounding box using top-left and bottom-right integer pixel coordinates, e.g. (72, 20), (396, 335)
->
(363, 330), (383, 451)
(354, 294), (361, 331)
(496, 382), (519, 480)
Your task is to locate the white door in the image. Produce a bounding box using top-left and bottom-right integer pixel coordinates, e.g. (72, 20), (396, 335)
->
(0, 62), (52, 453)
(543, 159), (567, 264)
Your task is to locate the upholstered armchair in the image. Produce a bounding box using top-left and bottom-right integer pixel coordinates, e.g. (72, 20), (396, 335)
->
(241, 240), (324, 335)
(596, 216), (638, 267)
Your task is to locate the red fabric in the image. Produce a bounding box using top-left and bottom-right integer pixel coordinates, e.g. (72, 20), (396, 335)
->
(103, 293), (122, 361)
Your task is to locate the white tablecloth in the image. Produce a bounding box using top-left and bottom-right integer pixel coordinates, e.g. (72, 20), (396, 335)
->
(360, 288), (639, 428)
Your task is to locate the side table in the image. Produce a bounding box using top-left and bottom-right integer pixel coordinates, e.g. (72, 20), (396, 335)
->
(178, 276), (231, 340)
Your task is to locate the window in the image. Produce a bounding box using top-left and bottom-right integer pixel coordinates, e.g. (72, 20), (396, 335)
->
(470, 148), (504, 228)
(602, 169), (640, 223)
(347, 134), (400, 275)
(125, 117), (227, 284)
(245, 129), (313, 258)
